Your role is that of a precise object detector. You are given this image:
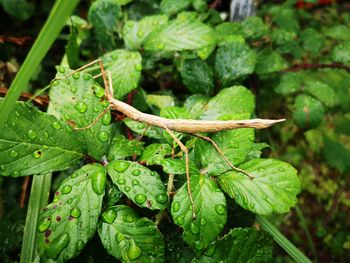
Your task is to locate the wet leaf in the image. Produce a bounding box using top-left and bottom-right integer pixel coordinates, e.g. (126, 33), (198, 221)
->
(293, 94), (325, 129)
(107, 134), (144, 161)
(37, 164), (105, 262)
(0, 100), (85, 177)
(171, 174), (227, 251)
(218, 159), (300, 215)
(107, 160), (168, 210)
(98, 205), (164, 262)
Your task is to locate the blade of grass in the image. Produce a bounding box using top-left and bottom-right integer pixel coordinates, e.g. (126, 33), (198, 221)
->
(20, 174), (52, 263)
(0, 0), (80, 128)
(256, 215), (313, 263)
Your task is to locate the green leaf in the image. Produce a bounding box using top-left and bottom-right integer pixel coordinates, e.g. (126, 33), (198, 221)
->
(160, 0), (191, 16)
(322, 136), (350, 174)
(218, 158), (300, 215)
(332, 42), (350, 64)
(144, 15), (216, 58)
(184, 95), (210, 119)
(304, 80), (337, 107)
(215, 22), (244, 45)
(140, 143), (172, 165)
(215, 42), (256, 86)
(171, 174), (227, 251)
(255, 50), (288, 75)
(160, 158), (200, 175)
(195, 114), (255, 175)
(241, 16), (268, 40)
(50, 66), (111, 160)
(179, 59), (214, 94)
(193, 228), (273, 263)
(293, 94), (325, 129)
(88, 0), (121, 50)
(107, 134), (144, 161)
(37, 164), (106, 262)
(200, 86), (255, 120)
(275, 72), (303, 95)
(107, 160), (168, 210)
(301, 28), (324, 55)
(160, 106), (191, 119)
(147, 94), (175, 109)
(246, 143), (270, 161)
(323, 25), (350, 41)
(102, 49), (142, 99)
(123, 15), (169, 50)
(1, 0), (34, 20)
(0, 101), (84, 177)
(98, 205), (165, 262)
(123, 118), (164, 139)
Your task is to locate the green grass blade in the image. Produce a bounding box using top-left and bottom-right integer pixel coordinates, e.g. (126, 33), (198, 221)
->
(0, 0), (80, 128)
(256, 215), (313, 263)
(20, 174), (52, 263)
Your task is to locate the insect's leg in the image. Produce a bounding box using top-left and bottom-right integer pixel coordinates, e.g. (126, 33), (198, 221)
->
(163, 126), (196, 219)
(194, 133), (254, 180)
(56, 58), (102, 80)
(73, 105), (112, 130)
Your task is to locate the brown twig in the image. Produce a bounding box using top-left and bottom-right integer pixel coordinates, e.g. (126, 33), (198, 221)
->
(20, 177), (30, 208)
(286, 63), (350, 73)
(0, 35), (32, 45)
(0, 87), (49, 107)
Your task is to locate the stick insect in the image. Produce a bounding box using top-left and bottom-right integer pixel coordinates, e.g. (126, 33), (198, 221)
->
(60, 59), (285, 218)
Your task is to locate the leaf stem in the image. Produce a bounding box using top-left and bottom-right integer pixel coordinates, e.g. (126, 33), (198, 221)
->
(256, 215), (312, 263)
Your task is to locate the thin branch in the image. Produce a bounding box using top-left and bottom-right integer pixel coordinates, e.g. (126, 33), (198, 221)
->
(20, 176), (31, 208)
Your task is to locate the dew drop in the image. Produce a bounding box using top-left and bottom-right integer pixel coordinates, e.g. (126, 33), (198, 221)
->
(132, 169), (141, 176)
(102, 113), (111, 125)
(124, 186), (131, 192)
(32, 150), (42, 159)
(61, 185), (72, 194)
(51, 121), (62, 130)
(134, 194), (147, 204)
(15, 111), (20, 117)
(229, 141), (239, 148)
(116, 233), (125, 243)
(216, 136), (223, 143)
(215, 204), (226, 215)
(52, 80), (59, 86)
(76, 240), (84, 251)
(102, 209), (117, 224)
(43, 132), (49, 138)
(172, 201), (180, 212)
(27, 129), (37, 140)
(156, 193), (168, 204)
(83, 74), (91, 80)
(70, 207), (81, 218)
(128, 240), (142, 261)
(102, 100), (109, 107)
(114, 161), (130, 173)
(205, 244), (216, 257)
(200, 218), (206, 226)
(46, 233), (70, 260)
(190, 222), (200, 234)
(91, 169), (106, 195)
(57, 66), (66, 73)
(132, 179), (139, 186)
(1, 165), (5, 171)
(150, 171), (156, 176)
(75, 102), (88, 113)
(93, 85), (105, 98)
(38, 216), (51, 232)
(194, 240), (204, 251)
(117, 178), (126, 185)
(278, 167), (285, 172)
(72, 72), (80, 79)
(9, 150), (19, 158)
(98, 131), (109, 142)
(176, 215), (184, 225)
(156, 43), (165, 50)
(137, 31), (144, 37)
(67, 198), (73, 204)
(13, 171), (19, 176)
(70, 86), (77, 93)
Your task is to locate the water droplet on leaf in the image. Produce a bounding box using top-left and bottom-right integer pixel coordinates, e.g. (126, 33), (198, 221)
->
(172, 201), (180, 212)
(194, 240), (204, 251)
(61, 185), (72, 194)
(27, 130), (37, 140)
(215, 204), (226, 215)
(91, 170), (106, 195)
(134, 194), (146, 204)
(75, 102), (88, 113)
(70, 208), (81, 218)
(128, 240), (142, 260)
(190, 222), (200, 234)
(102, 209), (117, 224)
(51, 121), (62, 130)
(10, 150), (19, 158)
(156, 193), (168, 204)
(32, 150), (42, 159)
(132, 179), (139, 186)
(98, 131), (109, 142)
(114, 161), (130, 173)
(72, 72), (80, 79)
(46, 233), (70, 260)
(38, 216), (51, 232)
(76, 240), (84, 251)
(176, 215), (184, 225)
(117, 178), (126, 185)
(132, 169), (141, 176)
